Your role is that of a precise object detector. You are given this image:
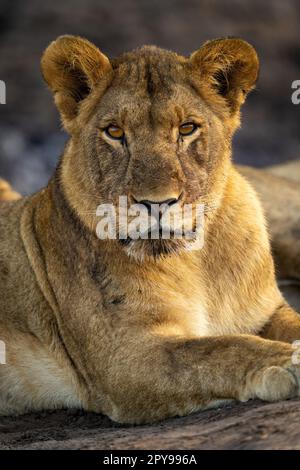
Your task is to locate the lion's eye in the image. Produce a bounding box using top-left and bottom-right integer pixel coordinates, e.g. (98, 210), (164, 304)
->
(179, 122), (197, 136)
(105, 125), (124, 140)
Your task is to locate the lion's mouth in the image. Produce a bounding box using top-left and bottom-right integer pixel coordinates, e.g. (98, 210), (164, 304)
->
(119, 228), (203, 261)
(119, 237), (186, 259)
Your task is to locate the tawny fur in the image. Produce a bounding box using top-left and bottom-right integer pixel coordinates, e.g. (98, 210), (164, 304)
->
(0, 179), (20, 201)
(0, 36), (300, 423)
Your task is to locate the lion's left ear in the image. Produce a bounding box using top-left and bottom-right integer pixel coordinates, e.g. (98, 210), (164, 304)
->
(41, 35), (112, 131)
(190, 38), (259, 114)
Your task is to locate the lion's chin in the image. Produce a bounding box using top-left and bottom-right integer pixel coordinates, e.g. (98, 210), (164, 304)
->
(119, 238), (198, 262)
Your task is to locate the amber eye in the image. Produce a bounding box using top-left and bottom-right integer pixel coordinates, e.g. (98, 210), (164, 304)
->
(179, 122), (198, 137)
(105, 125), (125, 140)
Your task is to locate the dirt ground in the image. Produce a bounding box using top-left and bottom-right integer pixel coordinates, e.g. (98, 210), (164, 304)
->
(2, 399), (300, 450)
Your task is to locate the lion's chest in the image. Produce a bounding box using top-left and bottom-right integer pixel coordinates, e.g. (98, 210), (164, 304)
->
(110, 260), (265, 338)
(168, 292), (211, 337)
(133, 272), (263, 338)
(138, 276), (212, 338)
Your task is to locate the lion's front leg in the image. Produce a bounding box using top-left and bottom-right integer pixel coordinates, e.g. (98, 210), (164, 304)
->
(260, 302), (300, 343)
(96, 334), (300, 424)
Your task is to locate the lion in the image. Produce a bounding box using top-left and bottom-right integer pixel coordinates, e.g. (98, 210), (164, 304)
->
(0, 179), (20, 202)
(0, 36), (300, 423)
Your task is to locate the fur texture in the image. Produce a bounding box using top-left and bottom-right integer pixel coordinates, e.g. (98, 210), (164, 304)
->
(0, 36), (300, 423)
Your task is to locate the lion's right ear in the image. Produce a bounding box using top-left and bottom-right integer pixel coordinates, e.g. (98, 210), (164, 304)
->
(41, 35), (112, 130)
(190, 38), (259, 115)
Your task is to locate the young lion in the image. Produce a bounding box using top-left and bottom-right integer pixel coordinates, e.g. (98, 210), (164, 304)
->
(0, 36), (300, 423)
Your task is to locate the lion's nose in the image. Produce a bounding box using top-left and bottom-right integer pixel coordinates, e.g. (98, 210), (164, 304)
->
(132, 196), (180, 214)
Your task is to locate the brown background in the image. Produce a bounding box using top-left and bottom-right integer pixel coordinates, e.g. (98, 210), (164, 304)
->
(0, 0), (299, 194)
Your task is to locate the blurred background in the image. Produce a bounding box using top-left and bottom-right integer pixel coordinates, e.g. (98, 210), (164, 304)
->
(0, 0), (299, 194)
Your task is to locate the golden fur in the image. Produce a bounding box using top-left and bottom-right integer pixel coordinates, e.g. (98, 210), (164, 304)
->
(0, 36), (300, 423)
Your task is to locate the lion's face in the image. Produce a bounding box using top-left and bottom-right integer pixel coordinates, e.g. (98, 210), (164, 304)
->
(41, 36), (259, 260)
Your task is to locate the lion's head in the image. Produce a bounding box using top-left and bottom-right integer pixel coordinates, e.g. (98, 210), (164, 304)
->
(41, 36), (258, 260)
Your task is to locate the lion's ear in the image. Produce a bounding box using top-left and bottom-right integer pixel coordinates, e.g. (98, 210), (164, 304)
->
(41, 35), (112, 129)
(190, 38), (259, 114)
